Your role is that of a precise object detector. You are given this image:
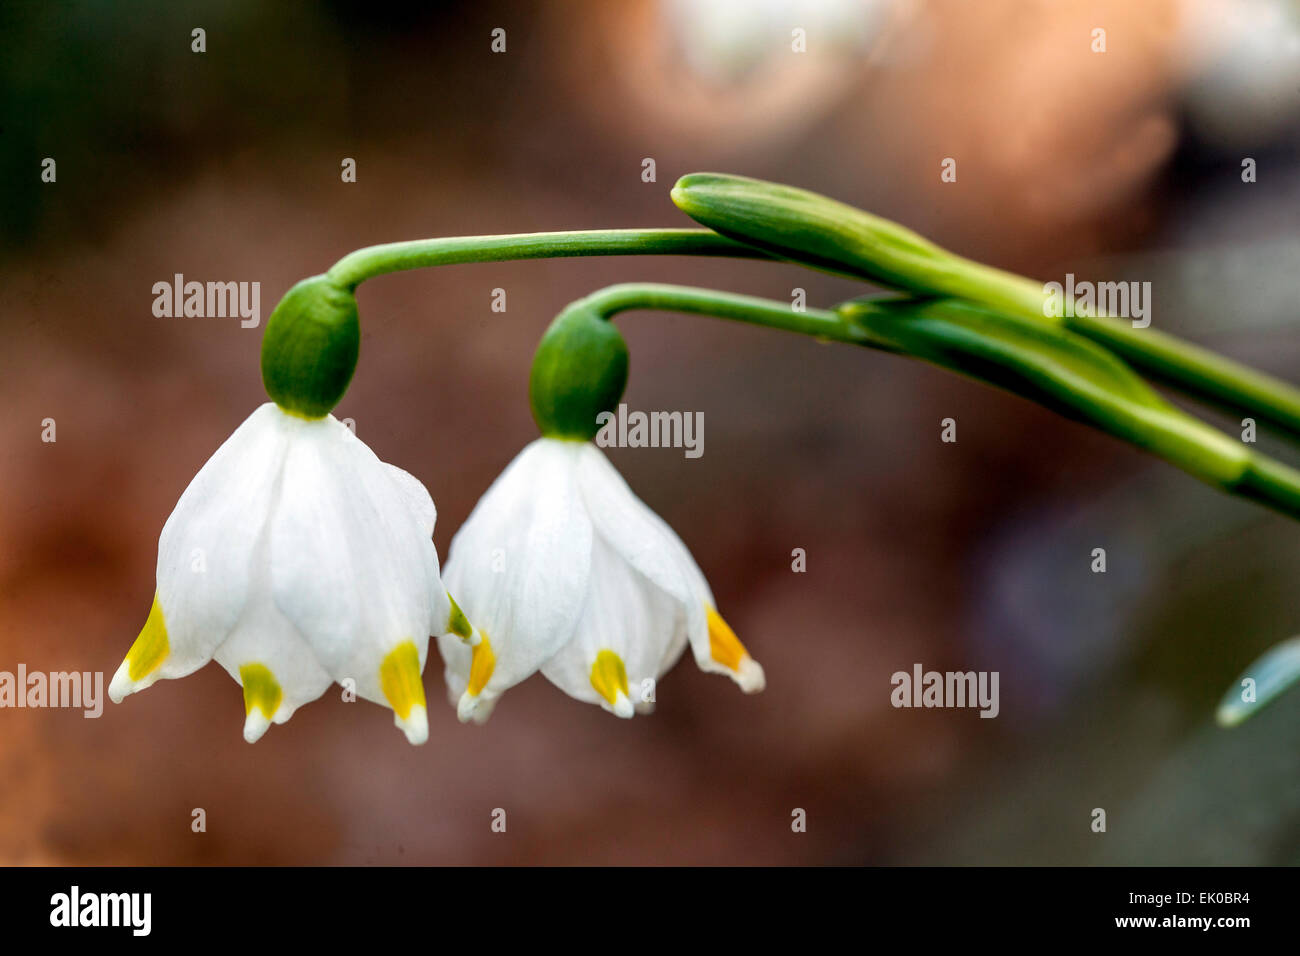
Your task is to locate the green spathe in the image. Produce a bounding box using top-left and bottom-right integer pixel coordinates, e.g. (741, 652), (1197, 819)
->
(260, 274), (360, 419)
(529, 302), (629, 440)
(670, 172), (1043, 317)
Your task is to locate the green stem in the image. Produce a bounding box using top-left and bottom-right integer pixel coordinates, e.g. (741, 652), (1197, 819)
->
(1235, 453), (1300, 519)
(1064, 312), (1300, 429)
(890, 261), (1300, 436)
(327, 229), (774, 290)
(576, 282), (870, 344)
(813, 247), (1300, 440)
(575, 282), (1300, 523)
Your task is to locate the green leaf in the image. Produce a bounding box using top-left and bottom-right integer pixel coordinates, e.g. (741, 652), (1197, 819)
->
(838, 296), (1251, 487)
(1217, 636), (1300, 727)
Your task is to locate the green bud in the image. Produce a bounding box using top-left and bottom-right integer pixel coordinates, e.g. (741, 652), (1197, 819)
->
(529, 302), (629, 440)
(671, 172), (1043, 319)
(260, 274), (360, 419)
(671, 172), (943, 285)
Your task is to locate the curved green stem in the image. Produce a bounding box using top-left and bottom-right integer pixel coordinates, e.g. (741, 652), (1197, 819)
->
(858, 259), (1300, 436)
(576, 282), (870, 344)
(327, 228), (774, 290)
(573, 282), (1300, 523)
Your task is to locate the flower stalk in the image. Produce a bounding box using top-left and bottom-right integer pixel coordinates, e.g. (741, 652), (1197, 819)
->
(325, 228), (773, 290)
(558, 282), (1300, 523)
(671, 172), (1300, 438)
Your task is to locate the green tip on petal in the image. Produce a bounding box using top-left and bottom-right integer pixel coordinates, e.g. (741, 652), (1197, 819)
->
(1216, 635), (1300, 727)
(260, 274), (360, 419)
(529, 301), (628, 441)
(447, 593), (473, 640)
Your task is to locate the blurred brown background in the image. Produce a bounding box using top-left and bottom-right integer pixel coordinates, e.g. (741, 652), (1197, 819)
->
(4, 0), (1300, 865)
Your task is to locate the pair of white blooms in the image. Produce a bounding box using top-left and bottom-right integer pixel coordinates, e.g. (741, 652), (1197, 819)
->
(110, 403), (764, 742)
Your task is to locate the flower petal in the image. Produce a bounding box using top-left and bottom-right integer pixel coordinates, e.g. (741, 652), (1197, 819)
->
(574, 443), (705, 605)
(110, 403), (289, 702)
(574, 443), (763, 691)
(385, 462), (453, 637)
(439, 438), (593, 721)
(384, 462), (436, 539)
(268, 417), (438, 743)
(212, 598), (333, 743)
(540, 536), (685, 717)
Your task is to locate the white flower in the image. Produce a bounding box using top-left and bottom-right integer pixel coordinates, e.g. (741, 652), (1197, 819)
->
(109, 402), (456, 745)
(438, 437), (764, 722)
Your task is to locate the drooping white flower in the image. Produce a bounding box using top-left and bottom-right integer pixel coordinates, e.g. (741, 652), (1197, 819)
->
(109, 402), (457, 744)
(438, 438), (764, 722)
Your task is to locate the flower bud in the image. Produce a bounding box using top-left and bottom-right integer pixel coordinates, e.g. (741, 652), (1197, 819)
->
(671, 172), (1042, 318)
(260, 275), (360, 419)
(671, 172), (948, 289)
(529, 302), (629, 440)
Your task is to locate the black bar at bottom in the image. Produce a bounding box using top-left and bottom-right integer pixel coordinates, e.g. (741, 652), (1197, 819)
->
(0, 866), (1283, 941)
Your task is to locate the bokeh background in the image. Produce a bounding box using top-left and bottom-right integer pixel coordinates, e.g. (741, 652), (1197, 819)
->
(4, 0), (1300, 865)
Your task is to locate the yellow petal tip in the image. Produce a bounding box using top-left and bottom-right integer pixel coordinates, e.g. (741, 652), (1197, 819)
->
(467, 633), (496, 696)
(706, 606), (765, 693)
(114, 594), (170, 700)
(244, 660), (287, 723)
(380, 640), (426, 721)
(590, 649), (632, 715)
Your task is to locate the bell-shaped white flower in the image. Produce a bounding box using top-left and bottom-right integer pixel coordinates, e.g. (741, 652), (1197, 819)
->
(109, 402), (456, 744)
(438, 438), (764, 722)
